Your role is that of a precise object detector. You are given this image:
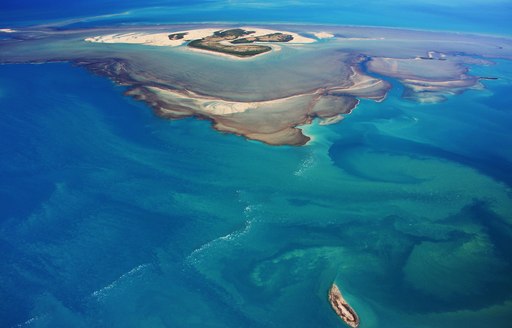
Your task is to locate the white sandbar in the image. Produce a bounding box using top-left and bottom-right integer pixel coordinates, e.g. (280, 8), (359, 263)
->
(84, 27), (316, 47)
(313, 32), (334, 39)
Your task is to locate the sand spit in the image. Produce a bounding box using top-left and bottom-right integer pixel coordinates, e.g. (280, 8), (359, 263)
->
(84, 28), (220, 47)
(313, 32), (335, 39)
(329, 66), (390, 101)
(146, 86), (308, 116)
(329, 283), (360, 328)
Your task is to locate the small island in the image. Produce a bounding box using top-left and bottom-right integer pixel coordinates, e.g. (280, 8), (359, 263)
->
(187, 28), (293, 57)
(328, 283), (360, 328)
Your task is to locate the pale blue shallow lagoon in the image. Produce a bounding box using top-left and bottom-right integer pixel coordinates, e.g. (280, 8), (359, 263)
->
(1, 1), (512, 328)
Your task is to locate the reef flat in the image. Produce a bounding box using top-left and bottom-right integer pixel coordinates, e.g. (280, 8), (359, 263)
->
(0, 24), (510, 145)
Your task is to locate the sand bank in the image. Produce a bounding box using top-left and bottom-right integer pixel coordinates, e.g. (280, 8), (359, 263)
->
(329, 66), (391, 101)
(85, 27), (316, 48)
(147, 86), (309, 116)
(313, 32), (335, 39)
(84, 28), (220, 47)
(368, 56), (481, 102)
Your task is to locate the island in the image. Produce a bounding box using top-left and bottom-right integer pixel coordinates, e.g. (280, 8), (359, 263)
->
(187, 28), (294, 58)
(328, 283), (360, 328)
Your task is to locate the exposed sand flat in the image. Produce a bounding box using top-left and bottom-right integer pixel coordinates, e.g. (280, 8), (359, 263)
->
(0, 28), (16, 33)
(146, 86), (308, 116)
(313, 32), (335, 39)
(84, 28), (220, 47)
(329, 67), (391, 101)
(403, 78), (482, 103)
(404, 78), (478, 88)
(368, 56), (481, 101)
(85, 32), (184, 46)
(368, 57), (467, 80)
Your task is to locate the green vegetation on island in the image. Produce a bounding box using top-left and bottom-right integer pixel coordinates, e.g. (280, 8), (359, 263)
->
(168, 32), (187, 40)
(213, 28), (254, 38)
(231, 33), (293, 44)
(187, 28), (293, 58)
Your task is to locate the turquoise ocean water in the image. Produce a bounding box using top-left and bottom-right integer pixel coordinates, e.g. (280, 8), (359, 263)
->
(1, 1), (512, 328)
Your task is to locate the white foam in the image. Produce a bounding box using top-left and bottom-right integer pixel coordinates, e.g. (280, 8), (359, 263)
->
(17, 315), (44, 327)
(187, 200), (261, 265)
(293, 153), (316, 177)
(91, 263), (149, 300)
